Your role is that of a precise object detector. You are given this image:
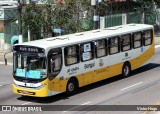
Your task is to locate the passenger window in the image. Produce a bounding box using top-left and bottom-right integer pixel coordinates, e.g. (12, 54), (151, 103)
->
(48, 48), (62, 80)
(133, 32), (142, 48)
(96, 39), (107, 58)
(121, 34), (132, 52)
(81, 42), (94, 61)
(109, 37), (120, 55)
(65, 45), (79, 66)
(143, 30), (152, 46)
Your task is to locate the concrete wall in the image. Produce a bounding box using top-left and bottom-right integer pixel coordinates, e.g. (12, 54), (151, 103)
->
(0, 5), (18, 50)
(0, 21), (4, 32)
(0, 20), (4, 49)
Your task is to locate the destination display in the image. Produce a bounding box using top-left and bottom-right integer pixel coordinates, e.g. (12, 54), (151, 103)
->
(13, 45), (45, 53)
(16, 68), (41, 79)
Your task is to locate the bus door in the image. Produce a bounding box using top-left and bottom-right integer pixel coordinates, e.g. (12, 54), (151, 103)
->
(48, 48), (62, 92)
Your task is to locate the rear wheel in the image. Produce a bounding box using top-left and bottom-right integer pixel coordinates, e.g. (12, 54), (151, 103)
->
(122, 63), (131, 78)
(66, 79), (78, 96)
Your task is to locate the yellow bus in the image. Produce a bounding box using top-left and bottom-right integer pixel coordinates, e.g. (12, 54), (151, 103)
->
(12, 24), (155, 97)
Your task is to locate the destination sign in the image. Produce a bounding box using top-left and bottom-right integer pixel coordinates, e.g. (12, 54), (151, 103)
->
(13, 45), (45, 53)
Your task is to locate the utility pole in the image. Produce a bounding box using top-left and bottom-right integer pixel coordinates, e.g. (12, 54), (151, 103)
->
(91, 0), (100, 29)
(18, 0), (23, 43)
(93, 5), (99, 29)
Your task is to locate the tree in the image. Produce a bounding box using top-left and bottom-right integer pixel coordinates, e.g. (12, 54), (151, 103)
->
(22, 0), (93, 40)
(22, 0), (53, 40)
(22, 3), (43, 40)
(52, 0), (93, 34)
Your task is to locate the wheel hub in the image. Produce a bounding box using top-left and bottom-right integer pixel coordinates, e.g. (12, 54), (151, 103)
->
(68, 83), (74, 92)
(124, 66), (129, 76)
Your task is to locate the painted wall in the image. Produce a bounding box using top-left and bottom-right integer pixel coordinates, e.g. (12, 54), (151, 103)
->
(0, 20), (4, 48)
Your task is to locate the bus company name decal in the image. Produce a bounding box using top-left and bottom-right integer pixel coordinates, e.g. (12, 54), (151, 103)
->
(67, 67), (79, 75)
(84, 62), (95, 69)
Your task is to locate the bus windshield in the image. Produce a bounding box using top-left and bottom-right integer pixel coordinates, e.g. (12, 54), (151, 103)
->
(13, 53), (47, 80)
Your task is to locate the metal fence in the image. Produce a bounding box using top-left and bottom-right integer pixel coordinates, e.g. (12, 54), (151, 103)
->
(103, 1), (157, 28)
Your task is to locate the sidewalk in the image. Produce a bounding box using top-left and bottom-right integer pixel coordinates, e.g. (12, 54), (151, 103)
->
(0, 48), (13, 64)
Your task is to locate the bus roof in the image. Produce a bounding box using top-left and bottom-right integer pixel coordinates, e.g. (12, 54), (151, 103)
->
(15, 24), (153, 51)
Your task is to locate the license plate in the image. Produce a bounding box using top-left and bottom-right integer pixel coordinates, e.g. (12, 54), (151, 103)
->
(22, 90), (29, 94)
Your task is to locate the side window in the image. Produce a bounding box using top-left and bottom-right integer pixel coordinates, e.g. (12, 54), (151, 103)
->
(65, 45), (79, 66)
(121, 34), (132, 52)
(81, 42), (94, 62)
(143, 30), (153, 46)
(109, 36), (120, 55)
(133, 32), (142, 48)
(48, 48), (62, 80)
(96, 39), (107, 58)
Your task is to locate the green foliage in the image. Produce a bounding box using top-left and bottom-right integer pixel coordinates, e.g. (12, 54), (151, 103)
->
(22, 0), (93, 40)
(22, 4), (44, 40)
(52, 0), (93, 34)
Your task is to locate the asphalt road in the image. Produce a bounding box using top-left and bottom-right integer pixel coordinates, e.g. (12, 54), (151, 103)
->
(1, 46), (160, 114)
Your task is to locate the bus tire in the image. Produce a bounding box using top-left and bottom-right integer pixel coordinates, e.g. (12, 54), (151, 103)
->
(66, 79), (78, 96)
(122, 62), (131, 78)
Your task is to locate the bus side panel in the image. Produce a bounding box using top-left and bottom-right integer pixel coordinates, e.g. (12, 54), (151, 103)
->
(76, 74), (84, 87)
(48, 78), (60, 92)
(108, 63), (123, 77)
(49, 78), (68, 92)
(83, 71), (93, 86)
(49, 78), (70, 92)
(76, 67), (109, 87)
(130, 57), (140, 70)
(59, 79), (68, 92)
(138, 35), (155, 66)
(138, 45), (155, 68)
(130, 45), (155, 70)
(93, 67), (109, 83)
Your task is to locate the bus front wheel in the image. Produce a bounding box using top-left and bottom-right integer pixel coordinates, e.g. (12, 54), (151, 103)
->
(122, 62), (131, 78)
(66, 79), (78, 96)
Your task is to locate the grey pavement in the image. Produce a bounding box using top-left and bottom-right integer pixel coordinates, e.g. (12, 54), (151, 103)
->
(0, 48), (13, 64)
(0, 33), (160, 65)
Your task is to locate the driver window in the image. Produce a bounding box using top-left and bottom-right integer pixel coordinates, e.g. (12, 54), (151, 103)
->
(50, 55), (62, 72)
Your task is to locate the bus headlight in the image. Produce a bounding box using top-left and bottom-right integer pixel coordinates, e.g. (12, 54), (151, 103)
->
(36, 83), (47, 90)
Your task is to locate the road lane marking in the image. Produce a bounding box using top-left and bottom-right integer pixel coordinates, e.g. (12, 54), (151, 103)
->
(0, 83), (12, 87)
(120, 82), (143, 91)
(81, 101), (91, 105)
(62, 101), (92, 113)
(21, 102), (32, 105)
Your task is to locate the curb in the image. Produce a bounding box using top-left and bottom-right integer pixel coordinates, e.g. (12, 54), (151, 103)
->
(0, 62), (13, 66)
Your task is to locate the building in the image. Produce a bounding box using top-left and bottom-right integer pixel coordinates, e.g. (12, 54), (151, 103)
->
(0, 0), (18, 49)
